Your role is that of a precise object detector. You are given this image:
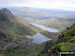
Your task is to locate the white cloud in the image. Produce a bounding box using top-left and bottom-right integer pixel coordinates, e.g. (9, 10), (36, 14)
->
(0, 0), (75, 11)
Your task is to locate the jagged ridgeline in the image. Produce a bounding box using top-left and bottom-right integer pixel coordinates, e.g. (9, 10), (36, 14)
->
(39, 23), (75, 56)
(0, 8), (36, 56)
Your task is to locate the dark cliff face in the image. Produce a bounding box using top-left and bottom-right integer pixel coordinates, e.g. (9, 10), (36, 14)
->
(0, 8), (17, 49)
(0, 8), (15, 24)
(39, 23), (75, 56)
(0, 8), (15, 50)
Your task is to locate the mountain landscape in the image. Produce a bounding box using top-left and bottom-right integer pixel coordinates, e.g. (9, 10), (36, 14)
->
(0, 7), (75, 56)
(0, 0), (75, 56)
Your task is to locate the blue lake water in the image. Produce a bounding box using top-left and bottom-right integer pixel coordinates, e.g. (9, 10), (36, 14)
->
(27, 33), (51, 44)
(27, 23), (59, 44)
(31, 23), (59, 33)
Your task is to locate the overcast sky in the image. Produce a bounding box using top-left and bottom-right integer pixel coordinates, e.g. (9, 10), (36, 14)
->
(0, 0), (75, 11)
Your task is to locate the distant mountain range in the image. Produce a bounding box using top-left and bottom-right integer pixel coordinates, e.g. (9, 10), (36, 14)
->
(37, 8), (75, 19)
(7, 7), (75, 19)
(8, 7), (52, 19)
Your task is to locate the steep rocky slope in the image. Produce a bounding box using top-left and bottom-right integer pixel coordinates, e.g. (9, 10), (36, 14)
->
(0, 8), (37, 56)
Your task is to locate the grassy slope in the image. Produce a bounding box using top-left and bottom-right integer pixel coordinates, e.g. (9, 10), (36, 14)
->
(39, 23), (75, 56)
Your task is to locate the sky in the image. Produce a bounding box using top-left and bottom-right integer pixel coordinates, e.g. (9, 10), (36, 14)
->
(0, 0), (75, 11)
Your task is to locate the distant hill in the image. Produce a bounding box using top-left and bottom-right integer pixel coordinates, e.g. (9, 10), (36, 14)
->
(9, 7), (52, 19)
(37, 8), (75, 19)
(8, 7), (75, 19)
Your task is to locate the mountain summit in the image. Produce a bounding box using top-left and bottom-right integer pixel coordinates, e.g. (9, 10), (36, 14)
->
(0, 8), (15, 23)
